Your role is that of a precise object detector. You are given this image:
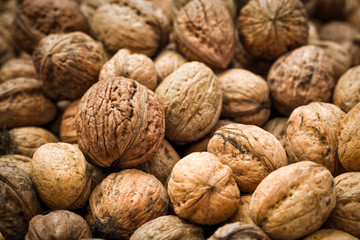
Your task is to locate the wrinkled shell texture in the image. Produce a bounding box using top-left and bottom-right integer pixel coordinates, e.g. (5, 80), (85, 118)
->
(228, 194), (255, 225)
(31, 142), (91, 209)
(262, 117), (288, 148)
(0, 163), (43, 240)
(238, 0), (309, 60)
(0, 154), (32, 176)
(33, 31), (106, 101)
(0, 58), (37, 83)
(285, 102), (345, 175)
(25, 210), (92, 240)
(13, 0), (88, 53)
(250, 161), (336, 240)
(155, 62), (222, 144)
(99, 49), (157, 90)
(174, 0), (234, 69)
(91, 0), (169, 56)
(319, 21), (359, 43)
(88, 169), (169, 239)
(208, 222), (270, 240)
(76, 77), (165, 169)
(154, 50), (187, 82)
(217, 69), (270, 126)
(208, 123), (287, 193)
(0, 78), (57, 128)
(167, 152), (240, 225)
(129, 215), (204, 240)
(267, 45), (335, 116)
(60, 99), (80, 144)
(303, 229), (359, 240)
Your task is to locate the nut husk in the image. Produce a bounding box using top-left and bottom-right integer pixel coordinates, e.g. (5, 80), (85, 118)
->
(303, 229), (358, 240)
(0, 58), (37, 83)
(208, 222), (270, 240)
(59, 99), (80, 144)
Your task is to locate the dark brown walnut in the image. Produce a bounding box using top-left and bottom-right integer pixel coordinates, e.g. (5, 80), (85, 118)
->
(263, 117), (288, 148)
(46, 100), (71, 136)
(319, 21), (359, 43)
(0, 78), (57, 128)
(60, 99), (80, 144)
(208, 123), (287, 193)
(0, 154), (32, 176)
(208, 222), (270, 240)
(314, 0), (345, 21)
(238, 0), (309, 60)
(31, 142), (91, 209)
(227, 195), (255, 225)
(0, 58), (37, 83)
(13, 0), (88, 54)
(267, 45), (335, 116)
(217, 69), (270, 126)
(333, 66), (360, 113)
(76, 76), (165, 169)
(99, 49), (157, 90)
(87, 169), (169, 239)
(343, 37), (360, 67)
(303, 229), (359, 240)
(154, 49), (188, 83)
(0, 162), (43, 240)
(25, 210), (92, 240)
(0, 13), (16, 66)
(130, 215), (204, 240)
(174, 0), (234, 69)
(155, 62), (222, 144)
(167, 152), (240, 225)
(250, 161), (336, 240)
(33, 31), (106, 101)
(91, 0), (169, 57)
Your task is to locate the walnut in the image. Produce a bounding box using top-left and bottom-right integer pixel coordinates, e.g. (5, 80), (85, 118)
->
(267, 45), (335, 116)
(167, 152), (240, 225)
(343, 37), (360, 67)
(0, 154), (31, 176)
(0, 13), (16, 66)
(0, 162), (43, 240)
(86, 162), (107, 190)
(208, 222), (270, 240)
(76, 76), (165, 169)
(33, 31), (106, 101)
(347, 7), (360, 31)
(60, 99), (80, 144)
(0, 78), (57, 128)
(99, 49), (157, 90)
(0, 58), (37, 83)
(325, 172), (360, 238)
(13, 0), (88, 53)
(319, 21), (359, 43)
(91, 0), (169, 57)
(79, 0), (105, 35)
(174, 0), (234, 69)
(155, 62), (222, 144)
(0, 232), (3, 240)
(87, 169), (168, 239)
(250, 161), (336, 240)
(154, 50), (187, 83)
(301, 0), (318, 16)
(238, 0), (309, 60)
(314, 0), (345, 21)
(130, 215), (205, 240)
(262, 117), (288, 148)
(208, 123), (287, 193)
(149, 0), (172, 23)
(25, 210), (92, 240)
(31, 142), (91, 209)
(227, 194), (255, 225)
(303, 229), (358, 240)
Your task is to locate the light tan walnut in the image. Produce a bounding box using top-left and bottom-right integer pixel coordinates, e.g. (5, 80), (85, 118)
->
(263, 117), (288, 148)
(0, 58), (37, 83)
(227, 194), (255, 225)
(60, 99), (80, 144)
(154, 49), (187, 83)
(0, 154), (32, 176)
(303, 229), (358, 240)
(208, 222), (270, 240)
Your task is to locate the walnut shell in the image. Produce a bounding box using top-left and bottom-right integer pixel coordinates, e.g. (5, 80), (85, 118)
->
(303, 229), (359, 240)
(155, 62), (222, 144)
(76, 76), (165, 169)
(267, 45), (335, 116)
(0, 78), (57, 128)
(174, 0), (234, 69)
(99, 49), (157, 90)
(319, 21), (359, 43)
(342, 37), (360, 67)
(250, 161), (336, 240)
(86, 162), (107, 191)
(0, 58), (37, 83)
(33, 31), (106, 101)
(208, 222), (270, 240)
(227, 194), (255, 225)
(262, 117), (288, 148)
(60, 99), (80, 144)
(0, 154), (32, 176)
(31, 142), (91, 209)
(0, 13), (16, 66)
(25, 210), (92, 240)
(325, 172), (360, 237)
(168, 152), (240, 225)
(130, 215), (205, 240)
(154, 50), (187, 83)
(208, 123), (287, 193)
(88, 169), (169, 239)
(347, 7), (360, 31)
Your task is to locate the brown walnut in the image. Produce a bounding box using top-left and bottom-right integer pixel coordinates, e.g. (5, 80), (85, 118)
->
(208, 222), (270, 240)
(303, 229), (358, 240)
(0, 58), (37, 83)
(227, 194), (255, 225)
(59, 99), (80, 144)
(0, 154), (32, 176)
(0, 13), (16, 66)
(343, 37), (360, 67)
(262, 117), (288, 148)
(154, 49), (187, 83)
(319, 21), (360, 43)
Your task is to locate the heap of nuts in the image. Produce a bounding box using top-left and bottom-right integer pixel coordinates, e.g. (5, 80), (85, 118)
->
(1, 0), (360, 239)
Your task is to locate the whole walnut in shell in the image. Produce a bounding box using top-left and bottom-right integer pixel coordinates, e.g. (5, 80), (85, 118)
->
(155, 62), (222, 144)
(0, 13), (16, 66)
(167, 152), (240, 225)
(227, 194), (255, 225)
(0, 58), (37, 83)
(267, 45), (335, 115)
(303, 229), (358, 240)
(76, 76), (165, 169)
(31, 142), (91, 209)
(208, 222), (270, 240)
(250, 161), (336, 240)
(343, 37), (360, 67)
(87, 169), (169, 239)
(154, 49), (187, 83)
(33, 31), (106, 101)
(319, 21), (359, 43)
(238, 0), (309, 60)
(262, 117), (288, 148)
(60, 99), (80, 144)
(25, 210), (92, 240)
(0, 154), (32, 176)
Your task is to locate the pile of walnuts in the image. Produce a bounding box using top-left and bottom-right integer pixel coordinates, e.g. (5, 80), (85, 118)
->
(1, 0), (360, 239)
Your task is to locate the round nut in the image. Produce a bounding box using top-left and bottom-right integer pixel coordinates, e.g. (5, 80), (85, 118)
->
(0, 58), (37, 83)
(303, 229), (358, 240)
(319, 21), (360, 43)
(154, 49), (187, 83)
(208, 222), (270, 240)
(227, 194), (255, 225)
(262, 117), (288, 148)
(60, 99), (80, 144)
(0, 154), (32, 176)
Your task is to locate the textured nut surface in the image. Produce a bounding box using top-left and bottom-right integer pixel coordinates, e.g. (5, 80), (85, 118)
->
(154, 50), (187, 83)
(0, 154), (32, 176)
(0, 13), (16, 66)
(208, 123), (287, 193)
(130, 215), (204, 240)
(208, 222), (270, 240)
(60, 99), (80, 144)
(167, 152), (240, 225)
(267, 45), (335, 115)
(155, 62), (222, 144)
(227, 194), (255, 225)
(88, 169), (169, 239)
(25, 210), (92, 240)
(31, 142), (91, 209)
(174, 0), (234, 69)
(319, 21), (359, 43)
(250, 161), (336, 240)
(303, 229), (359, 240)
(33, 31), (106, 101)
(0, 78), (57, 128)
(263, 117), (288, 148)
(76, 76), (165, 169)
(99, 49), (157, 90)
(0, 58), (37, 83)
